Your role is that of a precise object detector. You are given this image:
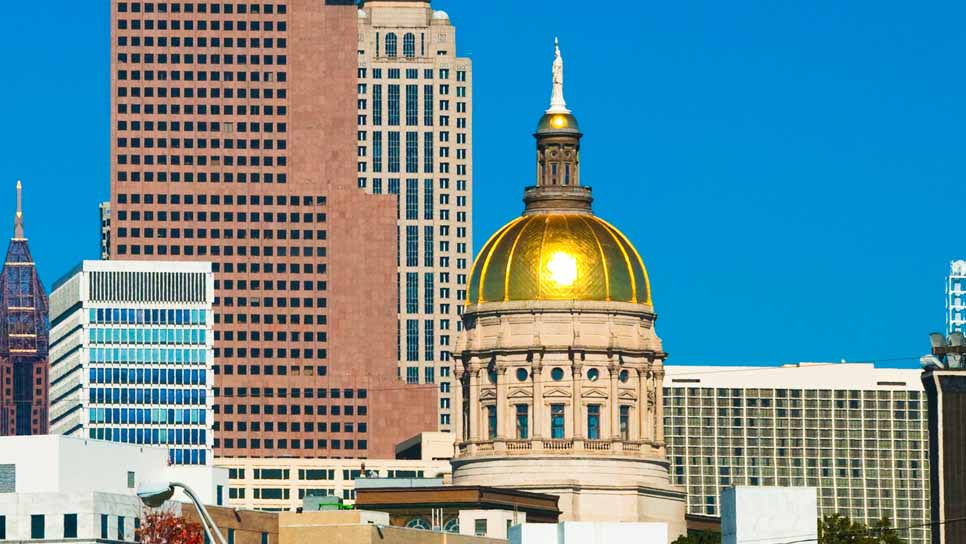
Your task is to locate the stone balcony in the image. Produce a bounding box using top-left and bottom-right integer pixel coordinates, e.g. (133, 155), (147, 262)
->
(456, 438), (665, 460)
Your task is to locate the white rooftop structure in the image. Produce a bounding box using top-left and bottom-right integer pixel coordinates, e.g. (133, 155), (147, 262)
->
(947, 260), (966, 335)
(665, 362), (922, 390)
(0, 435), (227, 505)
(721, 487), (817, 544)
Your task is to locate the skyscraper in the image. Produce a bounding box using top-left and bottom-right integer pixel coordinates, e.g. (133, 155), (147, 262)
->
(49, 261), (214, 466)
(946, 260), (966, 336)
(664, 363), (930, 544)
(0, 182), (49, 436)
(357, 0), (473, 431)
(110, 0), (436, 459)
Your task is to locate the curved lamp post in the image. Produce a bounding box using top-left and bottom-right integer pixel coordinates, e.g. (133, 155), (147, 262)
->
(137, 481), (227, 544)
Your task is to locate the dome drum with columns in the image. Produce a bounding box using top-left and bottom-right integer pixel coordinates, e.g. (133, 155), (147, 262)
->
(451, 41), (686, 538)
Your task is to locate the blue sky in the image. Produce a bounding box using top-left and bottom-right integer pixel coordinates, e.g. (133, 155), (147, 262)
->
(1, 1), (963, 367)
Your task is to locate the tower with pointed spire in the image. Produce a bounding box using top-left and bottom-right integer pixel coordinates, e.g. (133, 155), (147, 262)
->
(450, 42), (686, 539)
(0, 182), (49, 436)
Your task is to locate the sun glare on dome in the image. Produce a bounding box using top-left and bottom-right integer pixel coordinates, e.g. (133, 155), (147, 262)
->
(546, 251), (578, 287)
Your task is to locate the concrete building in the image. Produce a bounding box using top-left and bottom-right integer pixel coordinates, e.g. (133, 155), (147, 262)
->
(664, 363), (929, 544)
(220, 456), (451, 510)
(946, 260), (966, 336)
(99, 201), (111, 260)
(184, 508), (505, 544)
(109, 0), (437, 459)
(450, 42), (686, 540)
(921, 333), (966, 544)
(0, 182), (49, 436)
(0, 434), (227, 542)
(48, 260), (214, 465)
(721, 487), (817, 544)
(354, 485), (561, 533)
(356, 0), (473, 431)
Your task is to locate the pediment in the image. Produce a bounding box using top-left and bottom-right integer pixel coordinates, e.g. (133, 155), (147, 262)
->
(543, 387), (572, 398)
(480, 389), (497, 401)
(582, 388), (609, 399)
(618, 390), (638, 401)
(508, 388), (533, 399)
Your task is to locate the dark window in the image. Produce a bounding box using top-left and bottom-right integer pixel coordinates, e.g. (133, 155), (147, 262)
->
(64, 514), (78, 539)
(30, 515), (44, 539)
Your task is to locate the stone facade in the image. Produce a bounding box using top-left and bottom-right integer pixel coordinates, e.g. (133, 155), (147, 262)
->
(450, 43), (686, 541)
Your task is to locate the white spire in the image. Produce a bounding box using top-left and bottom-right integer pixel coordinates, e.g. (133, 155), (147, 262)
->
(14, 180), (23, 239)
(547, 37), (570, 114)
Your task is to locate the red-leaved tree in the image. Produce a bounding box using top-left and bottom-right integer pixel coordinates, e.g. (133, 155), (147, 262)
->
(136, 508), (205, 544)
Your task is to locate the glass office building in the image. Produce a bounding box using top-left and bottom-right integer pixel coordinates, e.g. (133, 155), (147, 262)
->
(49, 261), (214, 465)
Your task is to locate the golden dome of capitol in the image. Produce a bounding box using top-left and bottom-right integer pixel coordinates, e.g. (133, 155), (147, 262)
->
(467, 39), (651, 307)
(467, 214), (651, 305)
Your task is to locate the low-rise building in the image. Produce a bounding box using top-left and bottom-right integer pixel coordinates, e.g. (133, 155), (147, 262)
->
(0, 435), (227, 542)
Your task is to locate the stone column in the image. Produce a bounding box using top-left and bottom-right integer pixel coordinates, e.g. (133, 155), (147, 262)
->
(532, 356), (544, 439)
(468, 362), (481, 442)
(571, 360), (583, 440)
(639, 366), (652, 442)
(654, 366), (666, 444)
(453, 364), (465, 446)
(496, 363), (508, 439)
(608, 359), (620, 440)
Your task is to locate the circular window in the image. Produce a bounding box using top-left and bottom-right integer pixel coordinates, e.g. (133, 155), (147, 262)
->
(551, 368), (565, 381)
(619, 370), (629, 383)
(406, 518), (431, 531)
(587, 368), (600, 382)
(516, 368), (529, 382)
(487, 369), (497, 384)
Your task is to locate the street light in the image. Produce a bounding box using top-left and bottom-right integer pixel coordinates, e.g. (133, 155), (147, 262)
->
(137, 481), (227, 544)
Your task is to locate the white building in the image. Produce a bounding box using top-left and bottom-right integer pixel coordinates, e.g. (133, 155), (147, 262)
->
(48, 261), (214, 466)
(947, 260), (966, 335)
(357, 0), (473, 431)
(510, 522), (667, 544)
(0, 435), (227, 542)
(222, 433), (453, 510)
(721, 487), (817, 544)
(664, 363), (929, 544)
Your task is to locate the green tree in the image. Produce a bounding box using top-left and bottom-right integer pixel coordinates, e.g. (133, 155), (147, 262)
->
(818, 514), (904, 544)
(672, 530), (721, 544)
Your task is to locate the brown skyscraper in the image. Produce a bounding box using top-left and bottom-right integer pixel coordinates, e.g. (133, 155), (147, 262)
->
(110, 0), (435, 458)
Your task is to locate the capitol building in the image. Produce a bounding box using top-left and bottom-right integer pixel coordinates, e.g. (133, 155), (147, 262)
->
(451, 42), (686, 538)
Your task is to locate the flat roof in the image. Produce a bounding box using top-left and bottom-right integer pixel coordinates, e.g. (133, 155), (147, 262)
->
(664, 362), (922, 391)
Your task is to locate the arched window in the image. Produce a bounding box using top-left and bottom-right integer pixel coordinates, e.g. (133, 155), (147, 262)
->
(443, 519), (460, 534)
(403, 33), (416, 58)
(385, 33), (398, 58)
(405, 518), (430, 531)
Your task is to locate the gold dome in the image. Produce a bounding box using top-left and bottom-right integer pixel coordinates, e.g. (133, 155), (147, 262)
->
(467, 214), (651, 305)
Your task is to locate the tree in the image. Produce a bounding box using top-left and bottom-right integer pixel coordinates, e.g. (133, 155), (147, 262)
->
(672, 530), (721, 544)
(819, 514), (904, 544)
(136, 508), (205, 544)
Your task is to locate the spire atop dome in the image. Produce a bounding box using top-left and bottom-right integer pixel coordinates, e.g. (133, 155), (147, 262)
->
(547, 37), (570, 114)
(14, 181), (23, 239)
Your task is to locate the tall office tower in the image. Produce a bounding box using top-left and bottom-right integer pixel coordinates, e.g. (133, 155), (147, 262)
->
(922, 333), (966, 544)
(48, 261), (215, 465)
(946, 260), (966, 335)
(109, 0), (436, 459)
(664, 363), (930, 544)
(357, 1), (473, 431)
(0, 182), (49, 436)
(100, 202), (112, 260)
